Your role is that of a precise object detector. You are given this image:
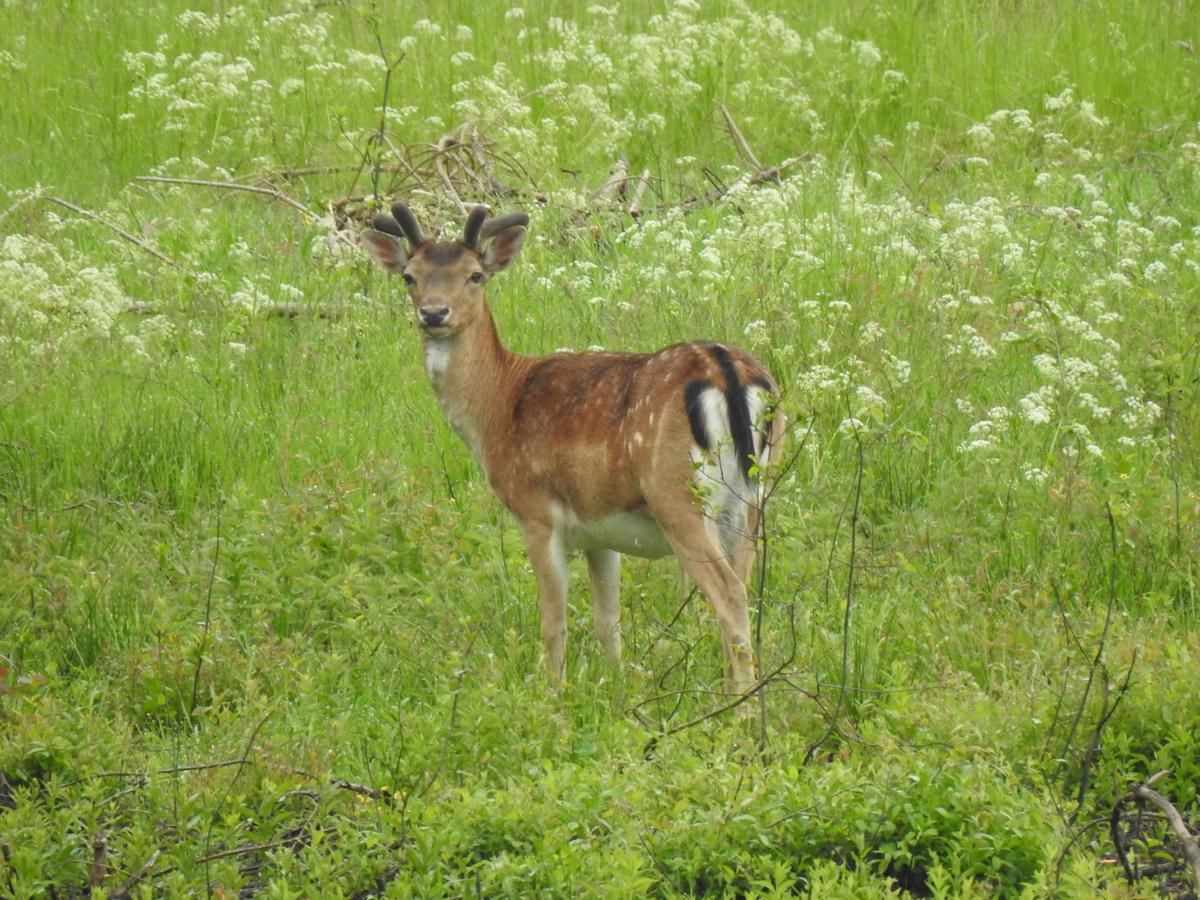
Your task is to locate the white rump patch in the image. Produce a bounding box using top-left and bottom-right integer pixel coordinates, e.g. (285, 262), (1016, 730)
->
(689, 383), (772, 548)
(691, 386), (726, 451)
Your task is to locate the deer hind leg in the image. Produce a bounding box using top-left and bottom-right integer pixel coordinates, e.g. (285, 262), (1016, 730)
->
(585, 548), (622, 665)
(521, 521), (569, 682)
(650, 502), (756, 696)
(717, 498), (759, 590)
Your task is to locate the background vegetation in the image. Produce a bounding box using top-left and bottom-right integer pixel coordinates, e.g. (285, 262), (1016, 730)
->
(2, 0), (1199, 895)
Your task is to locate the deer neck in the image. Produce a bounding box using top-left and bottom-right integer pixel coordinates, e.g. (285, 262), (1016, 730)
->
(421, 305), (521, 464)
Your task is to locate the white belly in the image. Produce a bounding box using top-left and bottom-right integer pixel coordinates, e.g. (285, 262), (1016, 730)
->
(565, 510), (673, 559)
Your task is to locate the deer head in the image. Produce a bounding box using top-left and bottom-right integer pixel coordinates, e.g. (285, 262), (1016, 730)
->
(361, 203), (528, 338)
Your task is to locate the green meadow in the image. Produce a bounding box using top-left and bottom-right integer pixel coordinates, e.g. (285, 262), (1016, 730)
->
(2, 0), (1199, 895)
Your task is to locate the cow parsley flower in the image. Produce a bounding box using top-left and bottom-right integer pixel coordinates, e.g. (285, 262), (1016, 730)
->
(966, 124), (995, 148)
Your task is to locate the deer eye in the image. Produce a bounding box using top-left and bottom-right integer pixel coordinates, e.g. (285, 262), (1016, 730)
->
(402, 273), (416, 287)
(469, 271), (485, 285)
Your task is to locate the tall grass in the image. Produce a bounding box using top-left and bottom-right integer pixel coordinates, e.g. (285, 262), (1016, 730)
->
(2, 0), (1199, 895)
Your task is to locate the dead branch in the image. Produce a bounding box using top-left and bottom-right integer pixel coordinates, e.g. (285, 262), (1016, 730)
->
(0, 185), (49, 226)
(592, 156), (630, 204)
(135, 176), (318, 221)
(629, 168), (652, 219)
(114, 848), (161, 896)
(196, 839), (287, 864)
(1131, 772), (1200, 892)
(1111, 770), (1200, 893)
(720, 104), (763, 172)
(88, 830), (108, 889)
(45, 196), (182, 269)
(330, 778), (392, 802)
(368, 35), (405, 203)
(434, 133), (467, 214)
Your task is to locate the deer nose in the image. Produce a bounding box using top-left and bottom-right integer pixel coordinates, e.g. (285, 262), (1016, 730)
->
(419, 305), (450, 328)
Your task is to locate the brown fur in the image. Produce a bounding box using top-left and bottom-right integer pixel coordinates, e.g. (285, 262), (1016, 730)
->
(361, 206), (785, 698)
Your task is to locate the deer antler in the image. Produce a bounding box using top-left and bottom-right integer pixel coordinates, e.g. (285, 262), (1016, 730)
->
(479, 212), (530, 241)
(462, 205), (488, 251)
(388, 202), (425, 246)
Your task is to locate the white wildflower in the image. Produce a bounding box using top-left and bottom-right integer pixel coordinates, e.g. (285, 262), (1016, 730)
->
(966, 124), (995, 148)
(852, 40), (882, 67)
(1143, 260), (1168, 282)
(1022, 465), (1049, 486)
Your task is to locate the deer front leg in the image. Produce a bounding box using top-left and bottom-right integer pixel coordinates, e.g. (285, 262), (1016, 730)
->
(522, 521), (569, 682)
(585, 548), (622, 665)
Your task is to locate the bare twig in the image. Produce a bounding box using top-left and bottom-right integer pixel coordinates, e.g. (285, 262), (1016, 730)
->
(434, 133), (466, 214)
(197, 840), (286, 865)
(593, 157), (629, 204)
(804, 427), (866, 765)
(62, 758), (255, 787)
(189, 499), (222, 719)
(114, 848), (161, 896)
(45, 195), (182, 269)
(202, 712), (273, 897)
(135, 176), (317, 220)
(330, 779), (392, 802)
(368, 31), (406, 204)
(0, 185), (49, 226)
(628, 169), (652, 219)
(719, 104), (763, 172)
(1130, 773), (1200, 893)
(1066, 502), (1129, 821)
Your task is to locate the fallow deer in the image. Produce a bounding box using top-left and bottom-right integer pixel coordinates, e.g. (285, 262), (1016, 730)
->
(361, 203), (784, 698)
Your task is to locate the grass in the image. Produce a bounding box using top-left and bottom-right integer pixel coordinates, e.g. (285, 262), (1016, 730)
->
(3, 0), (1200, 895)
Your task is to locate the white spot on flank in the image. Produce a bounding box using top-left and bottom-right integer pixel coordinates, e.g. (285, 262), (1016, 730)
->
(633, 432), (644, 445)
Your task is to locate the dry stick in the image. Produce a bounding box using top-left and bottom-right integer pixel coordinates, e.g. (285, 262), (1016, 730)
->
(45, 195), (182, 269)
(1109, 793), (1138, 883)
(330, 778), (390, 801)
(628, 169), (652, 219)
(719, 104), (762, 171)
(593, 156), (630, 203)
(1131, 771), (1200, 892)
(62, 757), (254, 787)
(368, 34), (405, 203)
(0, 185), (49, 226)
(88, 830), (108, 889)
(804, 429), (866, 766)
(752, 412), (811, 745)
(188, 499), (222, 719)
(469, 125), (510, 197)
(115, 848), (161, 896)
(134, 176), (317, 221)
(202, 711), (273, 899)
(1123, 772), (1200, 892)
(197, 840), (286, 865)
(644, 643), (799, 751)
(434, 134), (466, 214)
(1067, 502), (1126, 820)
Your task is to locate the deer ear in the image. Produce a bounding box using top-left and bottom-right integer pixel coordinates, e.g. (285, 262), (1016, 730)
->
(361, 229), (410, 273)
(482, 225), (526, 274)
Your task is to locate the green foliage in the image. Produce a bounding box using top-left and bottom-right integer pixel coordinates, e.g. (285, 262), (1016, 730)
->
(3, 0), (1200, 895)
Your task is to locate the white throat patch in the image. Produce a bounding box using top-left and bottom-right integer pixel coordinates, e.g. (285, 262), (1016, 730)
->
(423, 338), (452, 382)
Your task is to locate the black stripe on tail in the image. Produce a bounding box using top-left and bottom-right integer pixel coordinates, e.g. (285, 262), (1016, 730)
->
(684, 380), (711, 451)
(710, 345), (758, 481)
